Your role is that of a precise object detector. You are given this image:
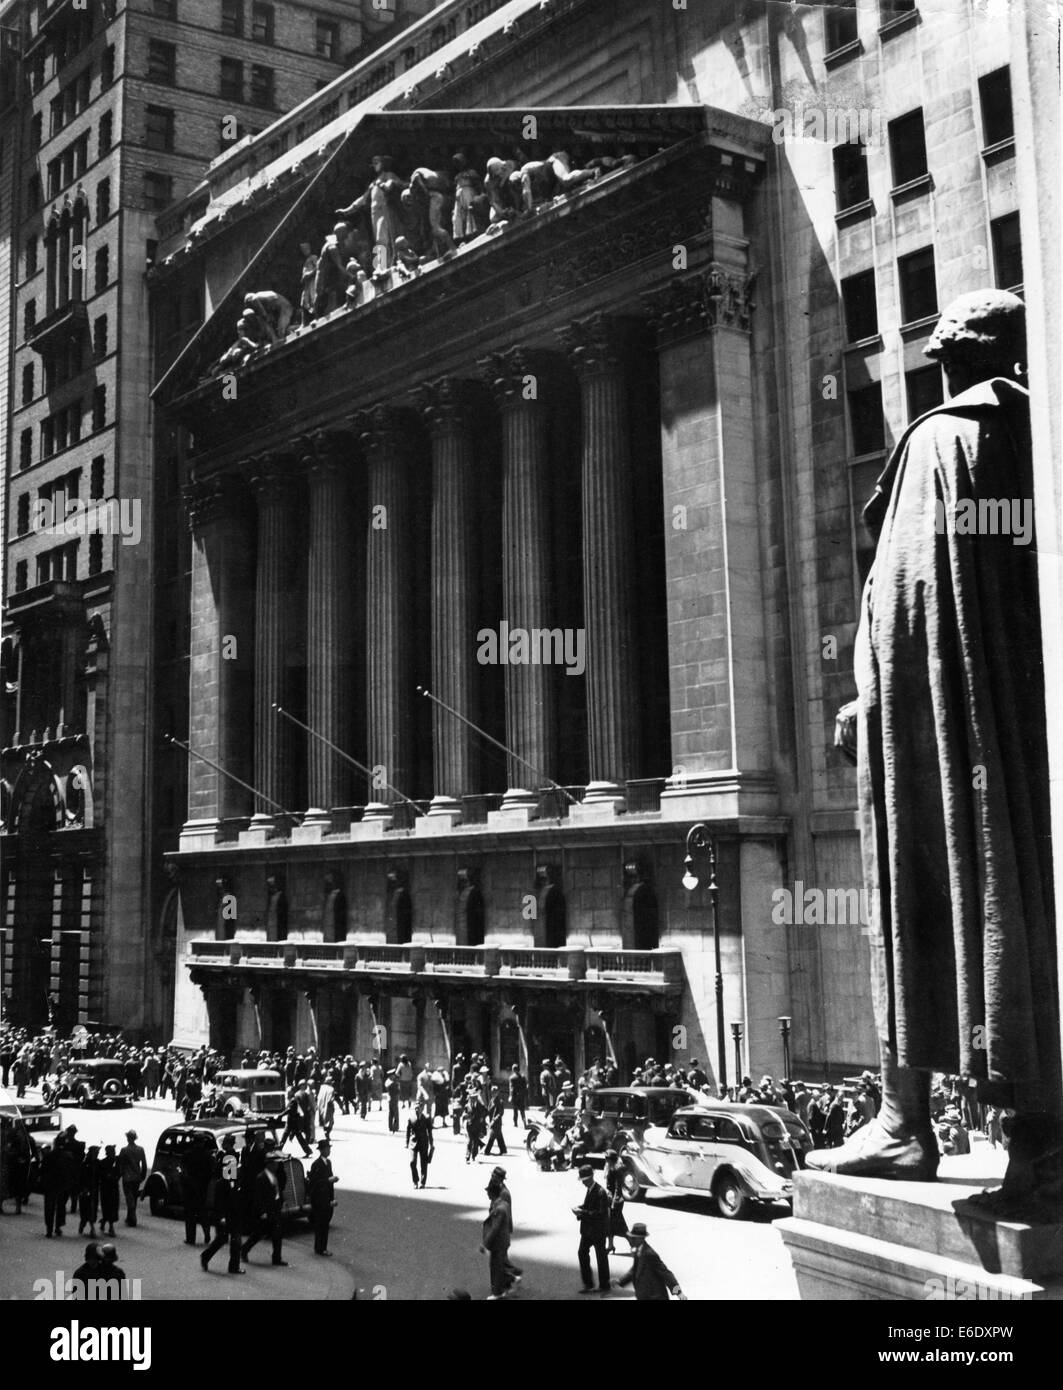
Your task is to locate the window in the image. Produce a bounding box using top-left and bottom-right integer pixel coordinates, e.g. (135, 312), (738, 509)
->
(848, 383), (886, 455)
(906, 365), (943, 421)
(96, 177), (111, 223)
(99, 111), (113, 154)
(20, 429), (33, 469)
(92, 385), (107, 431)
(991, 212), (1023, 290)
(102, 45), (115, 87)
(30, 112), (43, 150)
(979, 67), (1014, 147)
(222, 0), (244, 36)
(22, 363), (34, 405)
(826, 0), (858, 53)
(834, 140), (869, 211)
(95, 245), (110, 293)
(249, 64), (274, 107)
(145, 105), (175, 152)
(73, 133), (88, 179)
(90, 456), (105, 498)
(50, 94), (63, 138)
(888, 110), (928, 187)
(93, 315), (108, 360)
(25, 235), (38, 278)
(148, 39), (177, 86)
(68, 403), (82, 445)
(315, 18), (340, 59)
(882, 0), (916, 13)
(55, 410), (69, 452)
(42, 418), (55, 457)
(15, 560), (28, 593)
(47, 159), (61, 199)
(25, 299), (37, 334)
(143, 172), (174, 210)
(220, 58), (244, 102)
(17, 494), (31, 535)
(252, 2), (274, 43)
(152, 0), (177, 15)
(88, 533), (104, 576)
(898, 246), (937, 323)
(29, 173), (43, 207)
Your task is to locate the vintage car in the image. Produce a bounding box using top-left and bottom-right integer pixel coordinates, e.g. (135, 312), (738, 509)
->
(212, 1069), (287, 1118)
(56, 1058), (133, 1108)
(16, 1100), (63, 1153)
(144, 1117), (309, 1222)
(526, 1086), (702, 1169)
(623, 1103), (813, 1218)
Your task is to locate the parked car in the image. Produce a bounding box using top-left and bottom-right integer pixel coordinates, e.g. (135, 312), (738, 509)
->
(625, 1102), (813, 1218)
(16, 1100), (63, 1153)
(144, 1117), (308, 1222)
(211, 1069), (287, 1118)
(56, 1059), (132, 1108)
(526, 1086), (701, 1169)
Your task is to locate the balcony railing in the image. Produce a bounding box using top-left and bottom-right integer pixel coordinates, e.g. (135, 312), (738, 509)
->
(188, 940), (683, 989)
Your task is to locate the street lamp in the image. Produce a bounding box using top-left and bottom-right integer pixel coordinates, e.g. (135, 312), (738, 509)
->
(730, 1020), (743, 1090)
(683, 823), (727, 1095)
(778, 1015), (792, 1079)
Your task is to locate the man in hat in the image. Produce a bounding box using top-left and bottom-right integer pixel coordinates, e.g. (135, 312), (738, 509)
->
(118, 1129), (146, 1227)
(572, 1164), (611, 1293)
(488, 1165), (523, 1289)
(817, 289), (1062, 1201)
(614, 1223), (686, 1301)
(201, 1132), (243, 1274)
(406, 1102), (435, 1188)
(508, 1064), (528, 1129)
(480, 1167), (514, 1299)
(308, 1138), (338, 1255)
(385, 1068), (401, 1132)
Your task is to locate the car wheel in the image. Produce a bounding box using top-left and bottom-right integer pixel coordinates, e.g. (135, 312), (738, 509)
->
(620, 1163), (645, 1202)
(102, 1079), (123, 1099)
(148, 1189), (166, 1217)
(713, 1172), (749, 1220)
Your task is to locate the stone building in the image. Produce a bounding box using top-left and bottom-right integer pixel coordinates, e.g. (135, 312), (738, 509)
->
(149, 0), (1054, 1083)
(0, 0), (439, 1034)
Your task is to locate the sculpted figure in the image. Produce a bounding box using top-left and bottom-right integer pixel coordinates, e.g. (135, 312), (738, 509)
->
(336, 154), (408, 275)
(315, 222), (357, 315)
(243, 290), (292, 345)
(810, 291), (1061, 1212)
(484, 156), (519, 225)
(517, 149), (600, 214)
(297, 240), (319, 325)
(451, 152), (486, 242)
(403, 166), (456, 259)
(213, 308), (262, 373)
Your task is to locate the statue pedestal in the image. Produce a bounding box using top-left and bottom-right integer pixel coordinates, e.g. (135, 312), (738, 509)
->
(778, 1169), (1063, 1300)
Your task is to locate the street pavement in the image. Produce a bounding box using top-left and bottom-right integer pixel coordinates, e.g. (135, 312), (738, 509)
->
(0, 1088), (803, 1301)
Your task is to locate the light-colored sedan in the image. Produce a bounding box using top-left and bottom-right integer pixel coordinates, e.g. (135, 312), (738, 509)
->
(622, 1103), (812, 1219)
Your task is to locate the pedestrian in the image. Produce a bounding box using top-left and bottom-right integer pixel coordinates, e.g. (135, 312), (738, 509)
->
(297, 1081), (316, 1146)
(464, 1092), (487, 1164)
(432, 1066), (449, 1128)
(490, 1165), (523, 1291)
(603, 1150), (629, 1255)
(201, 1133), (243, 1274)
(308, 1138), (338, 1255)
(40, 1143), (67, 1238)
(97, 1144), (120, 1235)
(70, 1242), (103, 1298)
(572, 1164), (611, 1294)
(119, 1129), (147, 1227)
(355, 1062), (371, 1120)
(317, 1078), (337, 1139)
(61, 1126), (85, 1216)
(480, 1168), (514, 1300)
(340, 1056), (356, 1115)
(484, 1090), (508, 1156)
(406, 1103), (435, 1188)
(396, 1055), (413, 1107)
(180, 1132), (213, 1246)
(613, 1222), (686, 1300)
(416, 1063), (434, 1112)
(384, 1068), (401, 1132)
(508, 1065), (528, 1129)
(370, 1058), (384, 1111)
(77, 1145), (100, 1236)
(280, 1086), (311, 1157)
(240, 1139), (288, 1266)
(97, 1242), (127, 1296)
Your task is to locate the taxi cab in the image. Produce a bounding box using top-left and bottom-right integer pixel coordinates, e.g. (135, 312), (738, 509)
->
(625, 1103), (812, 1218)
(144, 1117), (309, 1221)
(212, 1069), (287, 1118)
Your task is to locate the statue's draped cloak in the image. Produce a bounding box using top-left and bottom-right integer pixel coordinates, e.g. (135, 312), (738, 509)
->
(856, 379), (1059, 1092)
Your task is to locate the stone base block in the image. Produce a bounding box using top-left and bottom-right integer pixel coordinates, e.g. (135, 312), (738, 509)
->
(349, 818), (390, 840)
(290, 820), (328, 844)
(416, 812), (462, 836)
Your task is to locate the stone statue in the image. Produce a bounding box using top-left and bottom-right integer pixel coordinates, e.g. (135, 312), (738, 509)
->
(403, 165), (457, 260)
(298, 240), (318, 326)
(243, 290), (293, 345)
(810, 290), (1061, 1213)
(517, 149), (600, 214)
(483, 156), (520, 226)
(214, 307), (263, 372)
(335, 154), (408, 275)
(451, 151), (487, 242)
(314, 221), (357, 315)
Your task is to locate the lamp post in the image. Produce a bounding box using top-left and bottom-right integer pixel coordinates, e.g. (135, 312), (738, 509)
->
(778, 1015), (792, 1079)
(683, 823), (727, 1095)
(730, 1021), (743, 1090)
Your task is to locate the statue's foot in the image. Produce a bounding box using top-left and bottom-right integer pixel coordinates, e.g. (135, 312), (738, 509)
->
(804, 1120), (939, 1181)
(966, 1115), (1063, 1222)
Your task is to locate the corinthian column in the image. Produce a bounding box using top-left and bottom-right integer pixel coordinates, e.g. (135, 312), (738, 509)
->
(420, 378), (478, 811)
(482, 348), (556, 806)
(245, 452), (300, 825)
(182, 472), (254, 839)
(357, 406), (414, 807)
(558, 314), (640, 801)
(303, 430), (357, 823)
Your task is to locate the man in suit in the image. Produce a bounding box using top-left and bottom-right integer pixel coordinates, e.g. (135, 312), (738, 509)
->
(480, 1169), (514, 1299)
(180, 1132), (213, 1246)
(239, 1140), (288, 1266)
(406, 1103), (435, 1188)
(118, 1130), (146, 1227)
(614, 1222), (686, 1300)
(572, 1164), (611, 1293)
(508, 1066), (528, 1129)
(201, 1133), (244, 1274)
(308, 1138), (338, 1255)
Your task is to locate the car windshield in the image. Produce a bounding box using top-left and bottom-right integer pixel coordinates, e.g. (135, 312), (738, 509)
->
(246, 1074), (282, 1091)
(85, 1063), (124, 1080)
(647, 1094), (688, 1126)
